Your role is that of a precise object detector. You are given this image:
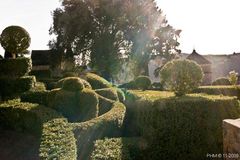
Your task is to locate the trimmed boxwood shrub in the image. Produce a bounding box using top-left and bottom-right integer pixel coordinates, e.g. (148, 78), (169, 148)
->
(118, 80), (137, 89)
(91, 138), (131, 160)
(56, 77), (92, 89)
(193, 85), (240, 99)
(0, 76), (36, 100)
(95, 88), (119, 101)
(160, 59), (203, 96)
(0, 58), (32, 78)
(84, 73), (112, 89)
(212, 77), (231, 85)
(135, 76), (151, 91)
(47, 88), (99, 122)
(125, 91), (240, 160)
(76, 88), (99, 122)
(91, 137), (147, 160)
(0, 100), (77, 160)
(71, 101), (126, 159)
(115, 87), (125, 102)
(21, 90), (49, 105)
(62, 77), (84, 92)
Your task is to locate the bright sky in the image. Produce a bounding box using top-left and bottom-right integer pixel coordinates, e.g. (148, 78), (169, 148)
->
(156, 0), (240, 54)
(0, 0), (239, 55)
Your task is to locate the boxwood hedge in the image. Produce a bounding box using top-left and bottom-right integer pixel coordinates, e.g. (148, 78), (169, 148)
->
(71, 101), (126, 159)
(0, 100), (77, 160)
(95, 88), (119, 101)
(84, 73), (112, 89)
(193, 85), (240, 99)
(125, 91), (240, 160)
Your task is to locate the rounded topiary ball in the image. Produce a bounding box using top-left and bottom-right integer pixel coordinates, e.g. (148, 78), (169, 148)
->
(62, 77), (84, 92)
(135, 76), (151, 91)
(95, 88), (119, 101)
(0, 26), (31, 54)
(160, 59), (203, 96)
(77, 88), (99, 121)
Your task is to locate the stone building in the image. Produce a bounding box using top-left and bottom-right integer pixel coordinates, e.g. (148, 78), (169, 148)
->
(186, 49), (212, 85)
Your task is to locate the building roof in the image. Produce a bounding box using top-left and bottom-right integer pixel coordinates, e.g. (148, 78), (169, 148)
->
(31, 50), (52, 66)
(187, 49), (211, 64)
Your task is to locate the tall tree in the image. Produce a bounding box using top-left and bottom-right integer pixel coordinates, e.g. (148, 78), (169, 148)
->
(50, 0), (180, 79)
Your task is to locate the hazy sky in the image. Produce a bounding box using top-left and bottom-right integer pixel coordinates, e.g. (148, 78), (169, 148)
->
(0, 0), (240, 55)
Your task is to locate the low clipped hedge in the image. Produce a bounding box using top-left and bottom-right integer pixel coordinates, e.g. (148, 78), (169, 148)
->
(212, 77), (231, 85)
(0, 58), (32, 78)
(62, 77), (84, 92)
(125, 91), (240, 159)
(193, 85), (240, 99)
(84, 73), (112, 89)
(0, 100), (77, 160)
(95, 88), (119, 101)
(71, 101), (126, 159)
(21, 90), (49, 105)
(0, 76), (36, 99)
(91, 137), (147, 160)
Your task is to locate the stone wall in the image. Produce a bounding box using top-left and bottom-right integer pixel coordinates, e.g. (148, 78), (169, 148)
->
(223, 119), (240, 160)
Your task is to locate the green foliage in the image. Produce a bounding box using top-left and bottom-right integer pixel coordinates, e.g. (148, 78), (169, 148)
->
(91, 137), (146, 160)
(30, 82), (46, 92)
(118, 81), (137, 89)
(85, 73), (112, 89)
(63, 71), (78, 78)
(124, 91), (240, 160)
(56, 77), (92, 89)
(115, 88), (125, 102)
(212, 77), (231, 85)
(193, 85), (240, 99)
(0, 26), (31, 56)
(0, 100), (77, 160)
(134, 76), (151, 91)
(21, 90), (49, 105)
(229, 70), (238, 85)
(77, 88), (99, 122)
(160, 59), (203, 96)
(91, 138), (132, 160)
(62, 77), (84, 92)
(95, 88), (119, 101)
(0, 58), (32, 78)
(71, 101), (126, 159)
(0, 76), (36, 100)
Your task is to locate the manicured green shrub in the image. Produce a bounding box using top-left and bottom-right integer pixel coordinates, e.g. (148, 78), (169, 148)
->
(95, 88), (119, 101)
(63, 71), (78, 78)
(0, 76), (36, 100)
(0, 58), (32, 78)
(31, 82), (46, 91)
(76, 88), (99, 122)
(124, 91), (240, 160)
(160, 59), (203, 96)
(0, 100), (77, 160)
(91, 137), (147, 160)
(91, 138), (131, 160)
(118, 80), (137, 89)
(62, 77), (84, 92)
(193, 85), (240, 99)
(21, 90), (49, 105)
(212, 77), (231, 85)
(98, 95), (115, 115)
(134, 76), (151, 91)
(115, 88), (125, 102)
(229, 70), (238, 85)
(71, 101), (126, 159)
(56, 77), (92, 89)
(84, 73), (112, 89)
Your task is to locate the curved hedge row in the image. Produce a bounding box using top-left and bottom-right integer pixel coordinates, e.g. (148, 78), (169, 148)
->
(71, 101), (126, 159)
(0, 100), (77, 160)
